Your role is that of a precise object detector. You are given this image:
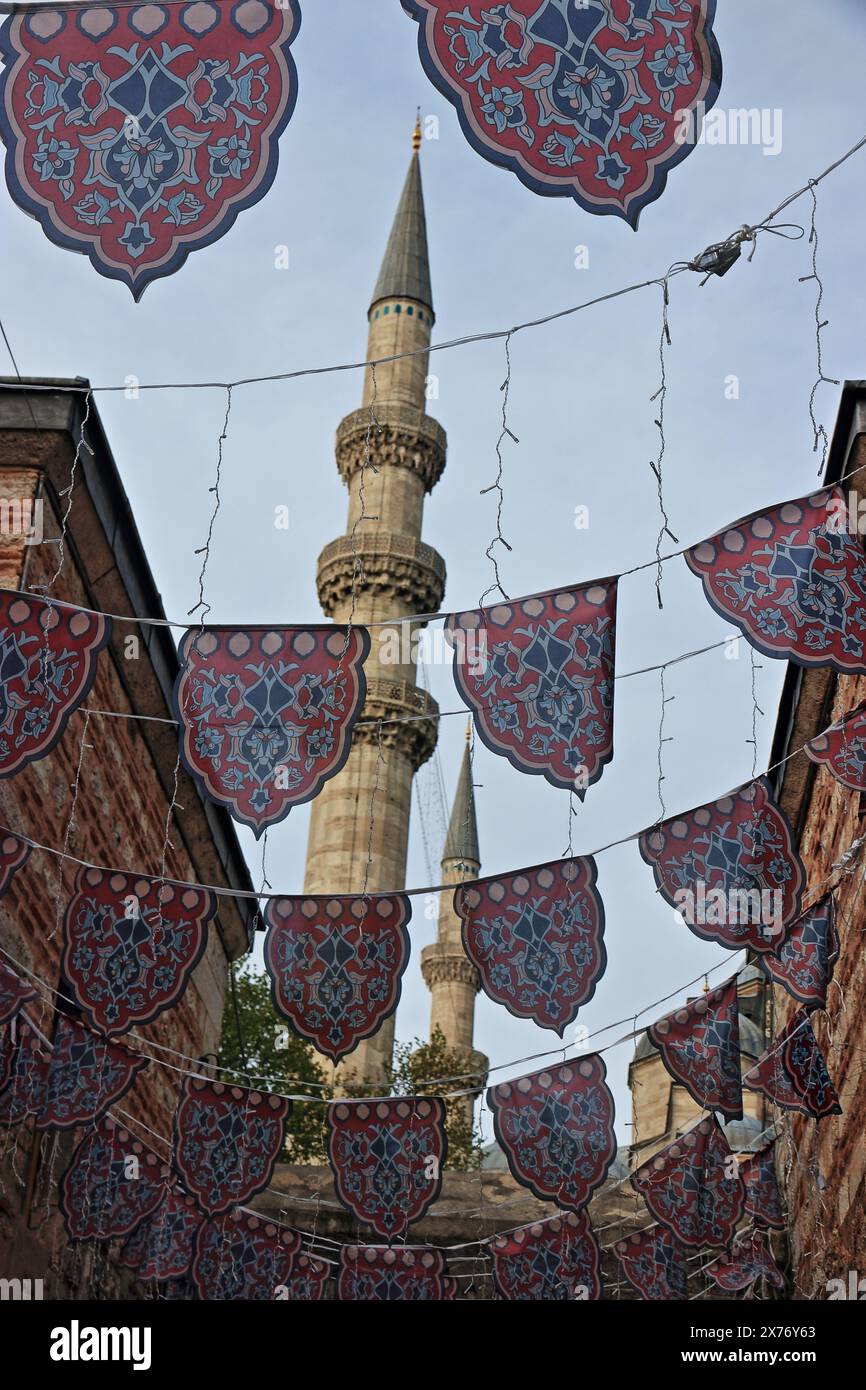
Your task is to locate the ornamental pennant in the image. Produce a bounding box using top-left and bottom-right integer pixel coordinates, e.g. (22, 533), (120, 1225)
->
(61, 867), (215, 1035)
(685, 488), (866, 674)
(744, 1009), (841, 1119)
(445, 581), (616, 795)
(740, 1141), (785, 1231)
(454, 855), (605, 1035)
(631, 1115), (744, 1249)
(0, 1), (301, 298)
(174, 625), (369, 837)
(614, 1224), (688, 1300)
(327, 1097), (448, 1239)
(120, 1190), (203, 1281)
(172, 1077), (290, 1215)
(263, 893), (412, 1062)
(402, 1), (721, 227)
(0, 832), (31, 896)
(37, 1013), (148, 1130)
(491, 1209), (602, 1301)
(0, 1014), (49, 1124)
(706, 1227), (785, 1294)
(191, 1210), (302, 1301)
(646, 976), (742, 1120)
(805, 701), (866, 790)
(757, 895), (839, 1009)
(0, 592), (110, 778)
(0, 959), (36, 1025)
(59, 1114), (168, 1241)
(338, 1246), (452, 1302)
(487, 1056), (617, 1213)
(638, 778), (805, 952)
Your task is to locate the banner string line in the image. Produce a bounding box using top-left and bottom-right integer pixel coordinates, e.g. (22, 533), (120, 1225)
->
(0, 127), (864, 399)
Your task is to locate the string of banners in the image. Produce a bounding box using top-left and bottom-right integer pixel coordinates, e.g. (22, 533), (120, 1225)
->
(0, 1), (723, 295)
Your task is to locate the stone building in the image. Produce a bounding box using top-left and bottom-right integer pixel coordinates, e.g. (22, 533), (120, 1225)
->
(0, 379), (255, 1296)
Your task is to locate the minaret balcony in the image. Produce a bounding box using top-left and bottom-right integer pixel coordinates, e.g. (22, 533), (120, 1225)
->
(336, 404), (446, 493)
(316, 531), (446, 618)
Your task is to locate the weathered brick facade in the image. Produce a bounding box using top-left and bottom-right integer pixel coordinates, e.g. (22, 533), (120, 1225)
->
(0, 380), (255, 1298)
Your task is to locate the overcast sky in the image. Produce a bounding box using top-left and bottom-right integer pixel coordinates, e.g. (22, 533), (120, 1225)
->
(2, 0), (866, 1140)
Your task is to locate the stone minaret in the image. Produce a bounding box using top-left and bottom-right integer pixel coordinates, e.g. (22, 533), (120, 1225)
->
(421, 729), (489, 1114)
(305, 121), (445, 1087)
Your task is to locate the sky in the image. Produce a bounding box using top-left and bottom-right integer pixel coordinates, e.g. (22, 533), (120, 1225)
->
(2, 0), (866, 1145)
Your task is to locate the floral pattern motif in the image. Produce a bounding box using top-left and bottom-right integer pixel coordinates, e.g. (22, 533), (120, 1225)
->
(61, 867), (215, 1035)
(740, 1141), (785, 1231)
(327, 1097), (448, 1239)
(647, 976), (742, 1120)
(445, 582), (616, 795)
(0, 959), (36, 1026)
(402, 1), (721, 226)
(172, 1077), (290, 1215)
(744, 1009), (841, 1120)
(491, 1210), (601, 1300)
(120, 1190), (203, 1282)
(338, 1246), (453, 1302)
(0, 1014), (49, 1124)
(639, 779), (805, 952)
(706, 1227), (785, 1293)
(37, 1013), (148, 1130)
(0, 592), (110, 778)
(614, 1224), (688, 1300)
(191, 1210), (305, 1301)
(454, 855), (605, 1035)
(686, 489), (866, 674)
(487, 1056), (617, 1213)
(174, 625), (369, 837)
(263, 893), (412, 1062)
(59, 1115), (168, 1241)
(805, 701), (866, 790)
(758, 895), (839, 1009)
(631, 1116), (744, 1249)
(0, 2), (301, 297)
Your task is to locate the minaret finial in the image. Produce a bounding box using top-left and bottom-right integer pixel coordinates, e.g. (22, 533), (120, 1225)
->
(412, 108), (422, 154)
(465, 717), (472, 743)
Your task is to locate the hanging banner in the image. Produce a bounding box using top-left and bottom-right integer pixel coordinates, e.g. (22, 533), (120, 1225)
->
(120, 1190), (204, 1282)
(446, 581), (616, 797)
(686, 488), (866, 674)
(614, 1223), (688, 1301)
(327, 1096), (448, 1239)
(646, 976), (742, 1121)
(638, 778), (805, 952)
(455, 855), (605, 1036)
(705, 1227), (785, 1294)
(744, 1010), (841, 1119)
(740, 1141), (785, 1231)
(37, 1013), (147, 1130)
(59, 1114), (168, 1241)
(62, 867), (215, 1035)
(401, 1), (721, 227)
(191, 1210), (301, 1301)
(491, 1209), (601, 1301)
(338, 1246), (453, 1302)
(0, 832), (30, 895)
(805, 701), (866, 790)
(0, 959), (36, 1025)
(487, 1056), (616, 1213)
(0, 591), (110, 778)
(263, 893), (412, 1062)
(631, 1115), (744, 1249)
(757, 895), (839, 1009)
(0, 1), (302, 298)
(172, 1076), (290, 1215)
(174, 625), (369, 837)
(0, 1014), (49, 1124)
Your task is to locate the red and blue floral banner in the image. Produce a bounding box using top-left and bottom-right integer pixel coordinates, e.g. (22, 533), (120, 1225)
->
(740, 1141), (786, 1231)
(61, 867), (215, 1034)
(174, 625), (369, 837)
(614, 1223), (688, 1300)
(705, 1227), (785, 1294)
(338, 1245), (454, 1302)
(327, 1096), (447, 1239)
(805, 701), (866, 790)
(120, 1190), (203, 1282)
(263, 893), (412, 1062)
(491, 1209), (601, 1300)
(757, 895), (839, 1009)
(0, 959), (36, 1025)
(487, 1056), (617, 1213)
(744, 1010), (841, 1120)
(402, 1), (721, 227)
(631, 1115), (744, 1249)
(37, 1013), (147, 1130)
(60, 1114), (168, 1241)
(0, 1013), (49, 1124)
(172, 1076), (290, 1215)
(686, 488), (866, 674)
(646, 976), (742, 1120)
(455, 855), (605, 1035)
(191, 1210), (307, 1301)
(446, 581), (616, 796)
(0, 1), (302, 298)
